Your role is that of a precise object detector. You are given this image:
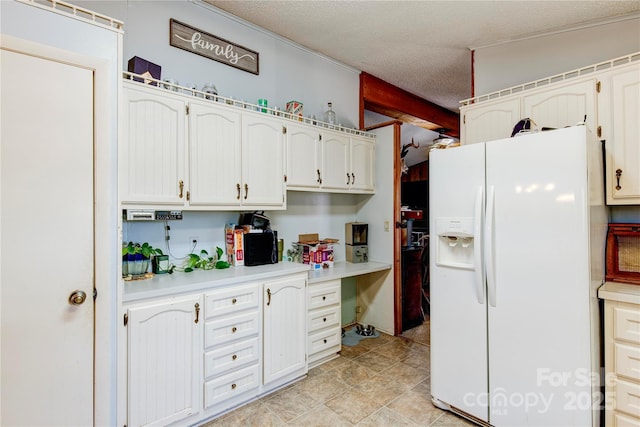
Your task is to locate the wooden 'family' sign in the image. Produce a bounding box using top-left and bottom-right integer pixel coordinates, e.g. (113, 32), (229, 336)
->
(170, 19), (259, 75)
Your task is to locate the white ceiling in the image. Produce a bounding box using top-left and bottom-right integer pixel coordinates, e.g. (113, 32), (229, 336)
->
(205, 0), (640, 167)
(205, 0), (640, 113)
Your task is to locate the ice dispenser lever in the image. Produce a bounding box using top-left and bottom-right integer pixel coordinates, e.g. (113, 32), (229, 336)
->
(435, 218), (476, 269)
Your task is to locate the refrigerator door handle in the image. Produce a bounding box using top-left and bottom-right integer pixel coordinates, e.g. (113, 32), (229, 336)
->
(485, 185), (497, 307)
(473, 186), (485, 304)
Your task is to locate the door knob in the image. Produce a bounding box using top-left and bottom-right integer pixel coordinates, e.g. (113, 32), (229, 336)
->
(68, 290), (87, 305)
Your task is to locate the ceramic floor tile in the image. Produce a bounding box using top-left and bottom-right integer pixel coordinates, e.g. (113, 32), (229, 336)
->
(293, 371), (350, 403)
(355, 406), (419, 426)
(324, 388), (381, 425)
(386, 389), (446, 426)
(262, 386), (323, 422)
(286, 405), (353, 427)
(204, 322), (450, 427)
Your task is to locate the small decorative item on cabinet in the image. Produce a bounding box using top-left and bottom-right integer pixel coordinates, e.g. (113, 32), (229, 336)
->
(122, 242), (163, 279)
(127, 56), (161, 86)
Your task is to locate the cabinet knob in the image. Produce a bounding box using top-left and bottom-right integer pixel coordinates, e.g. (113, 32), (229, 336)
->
(323, 318), (327, 322)
(232, 326), (237, 333)
(323, 339), (327, 344)
(68, 290), (86, 305)
(232, 354), (237, 361)
(322, 296), (326, 301)
(232, 298), (237, 304)
(231, 383), (237, 390)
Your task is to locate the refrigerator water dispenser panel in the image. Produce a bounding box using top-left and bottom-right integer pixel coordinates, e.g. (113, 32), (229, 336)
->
(435, 217), (475, 269)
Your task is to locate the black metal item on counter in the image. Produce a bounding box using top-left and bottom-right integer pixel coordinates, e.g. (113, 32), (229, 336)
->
(239, 211), (271, 230)
(244, 230), (278, 266)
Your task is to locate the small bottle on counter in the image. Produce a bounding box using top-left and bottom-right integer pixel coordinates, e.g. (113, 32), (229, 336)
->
(325, 102), (336, 125)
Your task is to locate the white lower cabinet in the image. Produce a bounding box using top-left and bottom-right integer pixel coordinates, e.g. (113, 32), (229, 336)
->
(126, 294), (202, 427)
(263, 273), (308, 386)
(307, 279), (342, 368)
(125, 272), (309, 426)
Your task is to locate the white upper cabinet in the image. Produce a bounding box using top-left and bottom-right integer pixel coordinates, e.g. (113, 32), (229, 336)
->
(284, 123), (321, 189)
(321, 131), (351, 191)
(188, 100), (242, 206)
(121, 81), (285, 210)
(461, 97), (521, 145)
(522, 78), (596, 132)
(350, 135), (375, 192)
(599, 62), (640, 204)
(285, 126), (375, 193)
(241, 113), (285, 207)
(121, 84), (187, 205)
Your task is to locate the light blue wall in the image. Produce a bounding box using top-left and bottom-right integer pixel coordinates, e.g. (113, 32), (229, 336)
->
(89, 0), (360, 127)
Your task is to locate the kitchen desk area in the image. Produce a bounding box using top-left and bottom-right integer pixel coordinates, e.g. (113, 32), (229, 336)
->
(122, 259), (390, 427)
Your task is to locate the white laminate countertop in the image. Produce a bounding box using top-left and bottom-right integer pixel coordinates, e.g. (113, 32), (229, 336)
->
(598, 281), (640, 305)
(123, 260), (391, 303)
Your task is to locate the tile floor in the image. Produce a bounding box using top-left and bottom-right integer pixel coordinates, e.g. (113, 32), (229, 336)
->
(202, 321), (474, 426)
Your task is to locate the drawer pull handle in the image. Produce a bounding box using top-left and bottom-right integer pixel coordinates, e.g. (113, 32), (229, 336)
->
(322, 296), (326, 301)
(231, 383), (237, 390)
(232, 326), (237, 333)
(267, 288), (272, 306)
(323, 339), (327, 344)
(232, 298), (237, 304)
(179, 180), (184, 198)
(194, 303), (200, 324)
(616, 168), (623, 190)
(236, 183), (241, 200)
(232, 354), (237, 361)
(244, 183), (249, 200)
(323, 318), (327, 322)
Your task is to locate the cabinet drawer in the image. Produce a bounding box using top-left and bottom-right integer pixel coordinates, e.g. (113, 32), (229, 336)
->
(205, 310), (259, 348)
(204, 337), (260, 379)
(615, 343), (640, 381)
(205, 284), (260, 319)
(308, 281), (340, 310)
(308, 328), (341, 356)
(614, 412), (640, 427)
(615, 378), (640, 418)
(204, 364), (260, 409)
(614, 305), (640, 344)
(308, 305), (340, 333)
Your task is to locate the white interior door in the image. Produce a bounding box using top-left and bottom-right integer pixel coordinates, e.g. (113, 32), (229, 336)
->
(1, 49), (94, 425)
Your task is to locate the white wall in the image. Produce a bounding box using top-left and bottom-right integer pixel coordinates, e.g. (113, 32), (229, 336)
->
(89, 0), (360, 128)
(473, 16), (640, 97)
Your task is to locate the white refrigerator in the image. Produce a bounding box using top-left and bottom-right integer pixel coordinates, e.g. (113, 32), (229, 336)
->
(429, 126), (607, 426)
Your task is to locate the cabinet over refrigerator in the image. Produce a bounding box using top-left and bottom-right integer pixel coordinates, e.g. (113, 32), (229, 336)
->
(429, 126), (607, 426)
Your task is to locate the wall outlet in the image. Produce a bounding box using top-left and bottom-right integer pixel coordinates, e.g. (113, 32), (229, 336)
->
(384, 220), (390, 232)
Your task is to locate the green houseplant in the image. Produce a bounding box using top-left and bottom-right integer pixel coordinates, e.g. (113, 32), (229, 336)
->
(181, 247), (230, 272)
(122, 242), (163, 277)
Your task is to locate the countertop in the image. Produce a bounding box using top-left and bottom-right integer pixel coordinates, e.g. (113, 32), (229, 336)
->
(598, 281), (640, 305)
(124, 260), (392, 303)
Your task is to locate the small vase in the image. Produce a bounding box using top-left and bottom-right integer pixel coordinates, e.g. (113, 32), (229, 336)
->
(123, 254), (150, 277)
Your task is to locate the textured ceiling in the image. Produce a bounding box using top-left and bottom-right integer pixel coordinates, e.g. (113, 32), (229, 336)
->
(206, 0), (640, 113)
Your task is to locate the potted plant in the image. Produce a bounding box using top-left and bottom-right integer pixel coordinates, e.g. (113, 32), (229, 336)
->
(122, 242), (163, 277)
(181, 247), (230, 273)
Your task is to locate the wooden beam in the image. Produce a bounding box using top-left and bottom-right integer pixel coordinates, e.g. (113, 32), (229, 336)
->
(360, 72), (460, 137)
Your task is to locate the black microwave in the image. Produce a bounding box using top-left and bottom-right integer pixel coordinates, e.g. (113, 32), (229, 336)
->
(244, 231), (278, 266)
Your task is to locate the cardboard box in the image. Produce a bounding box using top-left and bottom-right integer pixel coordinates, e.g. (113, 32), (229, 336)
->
(127, 56), (161, 85)
(286, 100), (303, 121)
(294, 233), (337, 269)
(225, 224), (244, 266)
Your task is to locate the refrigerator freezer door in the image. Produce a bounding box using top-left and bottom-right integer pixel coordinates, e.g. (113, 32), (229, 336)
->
(485, 127), (594, 426)
(430, 143), (488, 422)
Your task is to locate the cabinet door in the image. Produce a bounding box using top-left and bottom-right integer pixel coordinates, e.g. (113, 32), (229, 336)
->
(321, 131), (350, 190)
(127, 294), (202, 427)
(263, 274), (307, 386)
(241, 113), (285, 207)
(522, 79), (596, 132)
(461, 97), (520, 145)
(600, 64), (640, 204)
(189, 101), (242, 206)
(122, 84), (186, 205)
(285, 123), (321, 189)
(350, 136), (375, 192)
